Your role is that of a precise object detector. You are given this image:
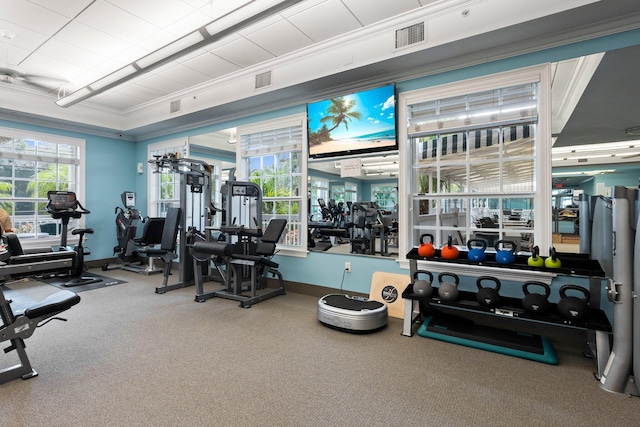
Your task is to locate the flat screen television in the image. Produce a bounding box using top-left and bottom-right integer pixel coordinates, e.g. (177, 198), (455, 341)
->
(307, 84), (397, 159)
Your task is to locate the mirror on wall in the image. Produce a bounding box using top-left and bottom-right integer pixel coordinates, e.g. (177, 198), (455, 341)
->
(308, 153), (399, 258)
(188, 129), (237, 228)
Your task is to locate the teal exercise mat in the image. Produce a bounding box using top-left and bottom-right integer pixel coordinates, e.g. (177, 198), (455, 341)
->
(417, 315), (558, 365)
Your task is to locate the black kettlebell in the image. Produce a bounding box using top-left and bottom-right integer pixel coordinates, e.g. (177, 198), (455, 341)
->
(522, 281), (551, 314)
(438, 272), (459, 301)
(412, 270), (434, 297)
(476, 276), (501, 307)
(557, 285), (590, 320)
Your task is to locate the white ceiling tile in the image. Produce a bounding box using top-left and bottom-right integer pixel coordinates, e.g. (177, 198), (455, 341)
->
(285, 0), (362, 43)
(153, 63), (212, 87)
(164, 9), (213, 37)
(236, 13), (283, 35)
(21, 52), (87, 82)
(35, 39), (106, 70)
(212, 37), (274, 68)
(88, 90), (149, 110)
(342, 0), (421, 26)
(55, 21), (132, 58)
(0, 18), (50, 51)
(243, 19), (314, 56)
(134, 72), (189, 94)
(75, 1), (159, 43)
(1, 0), (69, 36)
(119, 80), (167, 101)
(181, 52), (241, 79)
(27, 0), (94, 18)
(105, 0), (196, 27)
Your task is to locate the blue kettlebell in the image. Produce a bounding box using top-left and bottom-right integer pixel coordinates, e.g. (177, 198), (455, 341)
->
(467, 238), (487, 263)
(494, 240), (516, 265)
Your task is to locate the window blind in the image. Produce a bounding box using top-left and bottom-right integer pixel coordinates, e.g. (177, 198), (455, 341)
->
(407, 83), (538, 136)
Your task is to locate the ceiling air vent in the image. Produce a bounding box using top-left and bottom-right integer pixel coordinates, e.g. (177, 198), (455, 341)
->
(395, 22), (425, 49)
(169, 100), (181, 114)
(255, 71), (272, 89)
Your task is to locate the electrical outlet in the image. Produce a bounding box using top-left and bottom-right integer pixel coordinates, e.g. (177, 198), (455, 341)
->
(345, 262), (351, 272)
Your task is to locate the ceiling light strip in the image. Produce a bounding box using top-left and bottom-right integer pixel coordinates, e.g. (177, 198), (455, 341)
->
(55, 0), (304, 108)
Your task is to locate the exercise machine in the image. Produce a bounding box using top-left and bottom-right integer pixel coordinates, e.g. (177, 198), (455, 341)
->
(112, 191), (141, 263)
(0, 232), (80, 384)
(46, 191), (101, 287)
(191, 182), (287, 307)
(103, 191), (165, 275)
(598, 186), (640, 395)
(191, 217), (288, 308)
(317, 294), (388, 333)
(148, 154), (212, 292)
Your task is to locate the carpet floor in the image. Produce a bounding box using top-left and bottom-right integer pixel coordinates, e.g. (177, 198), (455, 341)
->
(1, 267), (640, 426)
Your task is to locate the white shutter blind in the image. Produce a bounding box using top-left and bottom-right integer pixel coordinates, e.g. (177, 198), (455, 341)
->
(407, 83), (537, 136)
(240, 125), (303, 157)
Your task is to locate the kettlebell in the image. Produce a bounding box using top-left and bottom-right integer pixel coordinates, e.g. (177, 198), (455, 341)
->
(557, 285), (590, 320)
(467, 238), (487, 263)
(527, 246), (544, 268)
(412, 270), (434, 297)
(522, 281), (551, 314)
(417, 233), (436, 258)
(476, 276), (501, 307)
(440, 235), (459, 260)
(494, 240), (516, 265)
(544, 247), (562, 269)
(438, 272), (459, 301)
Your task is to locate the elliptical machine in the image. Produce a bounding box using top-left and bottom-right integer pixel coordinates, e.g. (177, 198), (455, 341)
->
(112, 191), (141, 263)
(46, 190), (101, 287)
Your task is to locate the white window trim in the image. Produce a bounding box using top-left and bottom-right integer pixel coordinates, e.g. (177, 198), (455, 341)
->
(0, 126), (86, 249)
(237, 114), (308, 256)
(397, 64), (552, 278)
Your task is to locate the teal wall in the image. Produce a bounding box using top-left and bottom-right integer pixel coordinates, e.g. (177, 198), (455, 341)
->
(0, 119), (136, 260)
(2, 29), (640, 294)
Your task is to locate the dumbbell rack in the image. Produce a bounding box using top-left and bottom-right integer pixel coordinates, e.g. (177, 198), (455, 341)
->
(402, 248), (612, 368)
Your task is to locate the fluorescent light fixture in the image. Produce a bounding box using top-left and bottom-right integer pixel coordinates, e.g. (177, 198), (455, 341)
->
(552, 140), (639, 154)
(55, 87), (93, 108)
(552, 169), (614, 176)
(55, 0), (303, 108)
(89, 64), (139, 91)
(135, 31), (205, 69)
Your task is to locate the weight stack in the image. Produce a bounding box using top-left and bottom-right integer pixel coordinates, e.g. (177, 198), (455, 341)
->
(317, 294), (388, 333)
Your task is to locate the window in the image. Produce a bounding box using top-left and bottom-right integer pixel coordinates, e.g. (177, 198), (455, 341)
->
(147, 139), (187, 216)
(0, 127), (85, 246)
(238, 115), (306, 251)
(371, 184), (397, 212)
(309, 178), (329, 220)
(398, 66), (552, 263)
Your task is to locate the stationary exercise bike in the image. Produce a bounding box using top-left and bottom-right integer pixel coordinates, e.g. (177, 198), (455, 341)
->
(46, 191), (101, 287)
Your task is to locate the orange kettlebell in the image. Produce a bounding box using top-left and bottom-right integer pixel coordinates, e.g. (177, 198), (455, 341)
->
(417, 233), (436, 258)
(440, 235), (459, 260)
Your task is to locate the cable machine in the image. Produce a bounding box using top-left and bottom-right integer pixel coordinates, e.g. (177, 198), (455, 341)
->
(148, 153), (212, 292)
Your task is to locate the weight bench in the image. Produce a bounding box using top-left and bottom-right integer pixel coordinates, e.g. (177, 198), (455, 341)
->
(0, 234), (81, 384)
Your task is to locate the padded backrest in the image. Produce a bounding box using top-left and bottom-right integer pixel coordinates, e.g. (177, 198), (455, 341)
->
(255, 219), (287, 256)
(139, 217), (165, 245)
(161, 208), (182, 251)
(260, 219), (287, 244)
